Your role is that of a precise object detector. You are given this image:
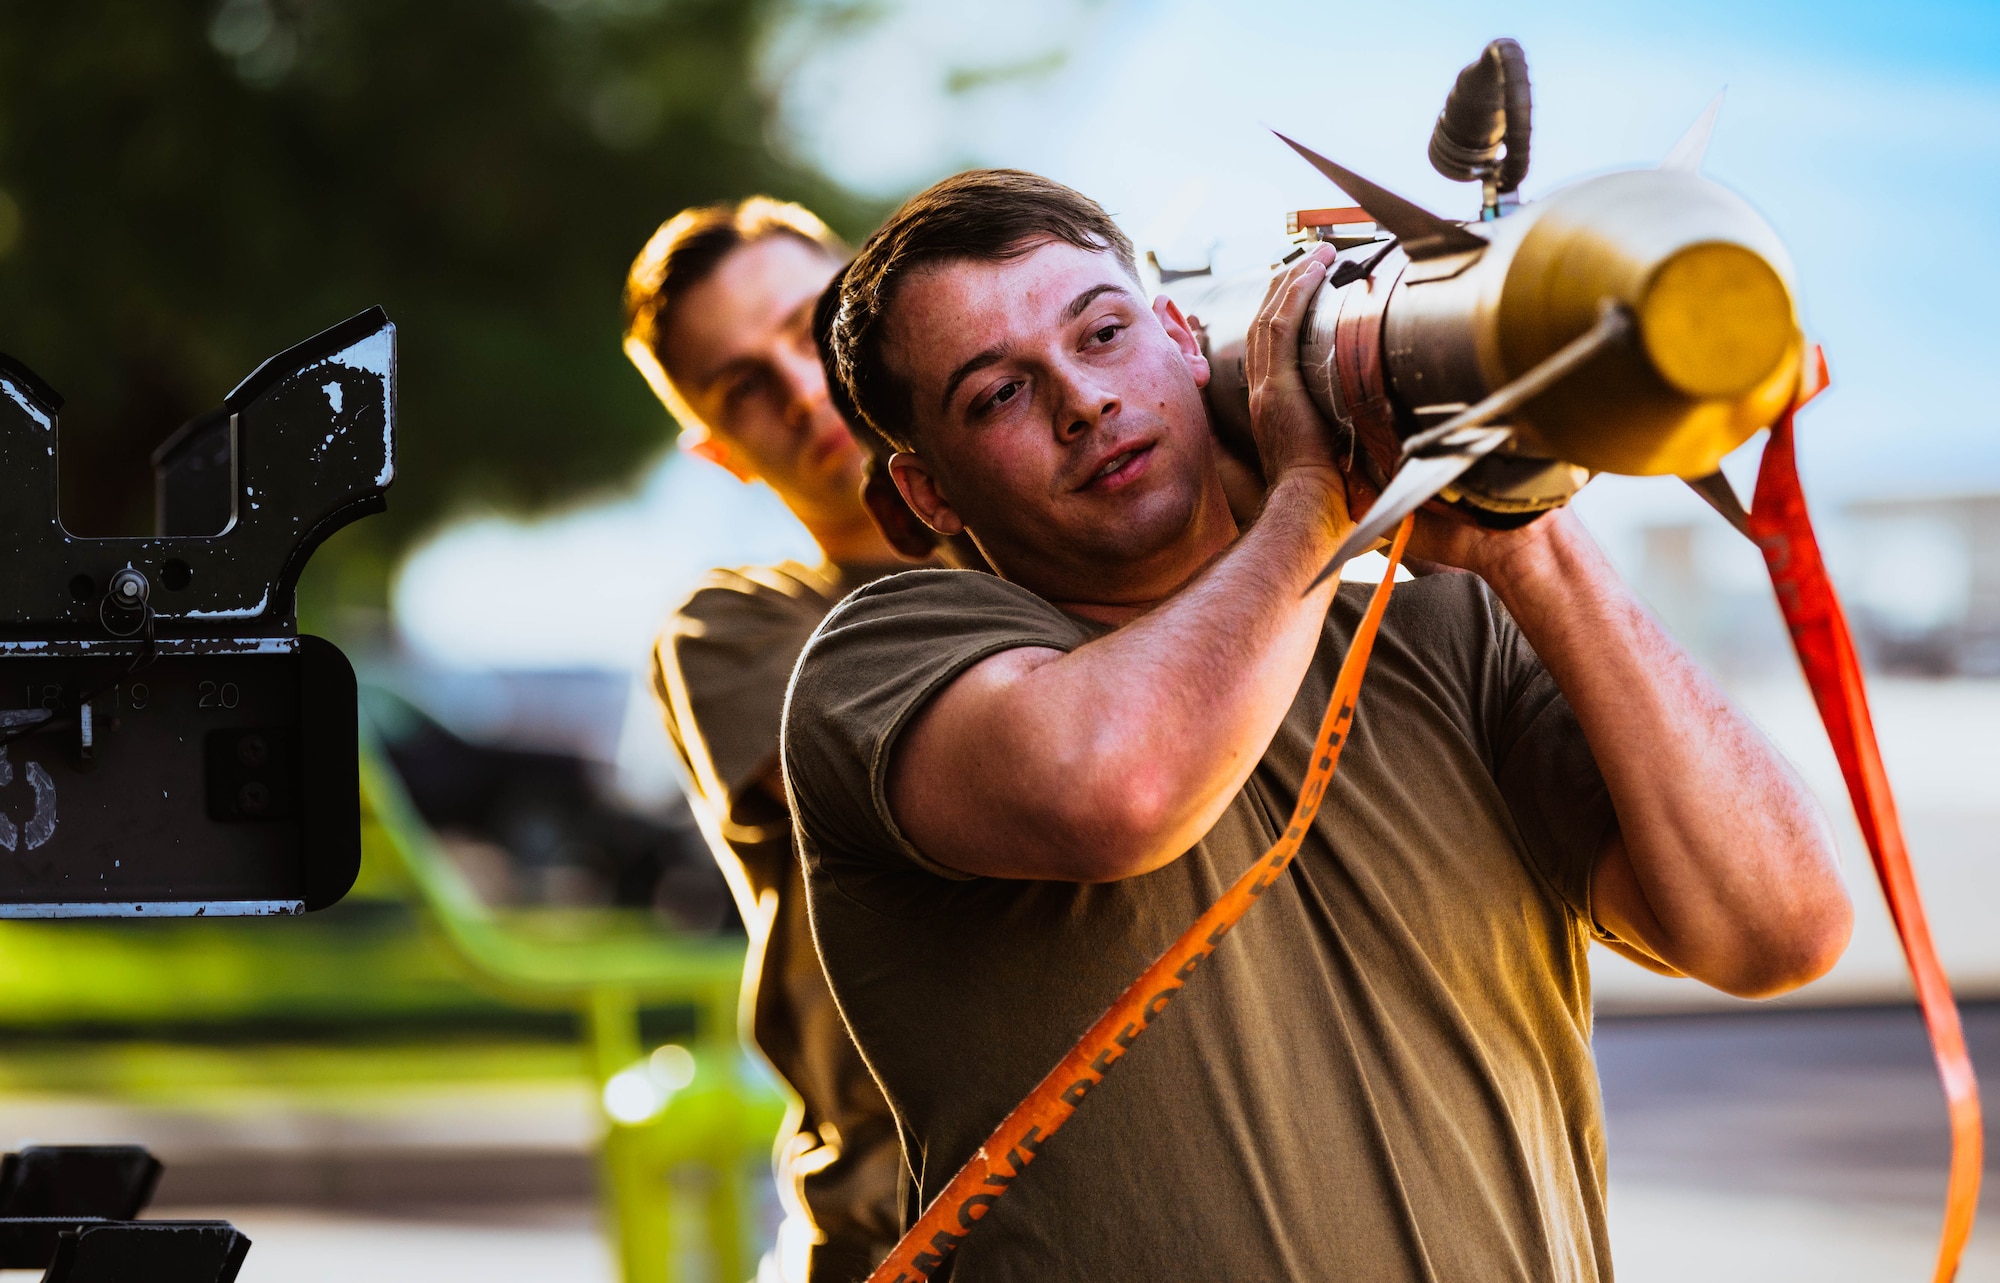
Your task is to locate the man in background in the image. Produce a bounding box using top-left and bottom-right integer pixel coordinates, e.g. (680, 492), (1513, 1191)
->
(624, 198), (908, 1282)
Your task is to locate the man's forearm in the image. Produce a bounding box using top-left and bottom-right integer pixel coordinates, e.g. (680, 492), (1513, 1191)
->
(893, 470), (1349, 881)
(1480, 512), (1850, 996)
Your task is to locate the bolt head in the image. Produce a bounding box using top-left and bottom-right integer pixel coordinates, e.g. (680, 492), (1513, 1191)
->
(238, 781), (271, 815)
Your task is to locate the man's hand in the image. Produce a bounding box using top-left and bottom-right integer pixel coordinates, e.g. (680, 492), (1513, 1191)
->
(1399, 499), (1558, 587)
(1246, 242), (1344, 488)
(1479, 509), (1852, 998)
(1318, 413), (1500, 578)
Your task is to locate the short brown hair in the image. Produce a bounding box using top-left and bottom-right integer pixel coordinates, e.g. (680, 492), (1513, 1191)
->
(623, 197), (844, 437)
(826, 170), (1135, 452)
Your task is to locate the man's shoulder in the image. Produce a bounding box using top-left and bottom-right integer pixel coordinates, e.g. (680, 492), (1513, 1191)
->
(653, 561), (863, 806)
(1364, 567), (1509, 654)
(783, 569), (1086, 883)
(673, 560), (843, 637)
(801, 568), (1087, 675)
(653, 561), (844, 734)
(819, 565), (1064, 621)
(786, 567), (1084, 770)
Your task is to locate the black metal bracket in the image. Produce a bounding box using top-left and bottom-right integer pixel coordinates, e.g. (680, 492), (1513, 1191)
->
(0, 1145), (248, 1282)
(0, 307), (394, 643)
(0, 309), (391, 915)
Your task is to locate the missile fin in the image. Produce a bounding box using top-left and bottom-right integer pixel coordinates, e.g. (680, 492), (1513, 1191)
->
(1686, 470), (1754, 539)
(1304, 426), (1513, 593)
(1662, 90), (1725, 173)
(1272, 131), (1488, 260)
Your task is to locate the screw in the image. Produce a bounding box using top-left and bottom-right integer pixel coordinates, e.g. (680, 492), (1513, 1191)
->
(108, 568), (150, 607)
(238, 781), (270, 815)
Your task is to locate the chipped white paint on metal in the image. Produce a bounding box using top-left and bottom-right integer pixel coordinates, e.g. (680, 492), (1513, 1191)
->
(325, 329), (396, 487)
(182, 587), (271, 619)
(0, 900), (305, 918)
(0, 636), (294, 654)
(0, 749), (56, 852)
(0, 377), (51, 430)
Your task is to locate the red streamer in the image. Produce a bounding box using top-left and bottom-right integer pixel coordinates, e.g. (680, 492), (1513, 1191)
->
(1748, 361), (1982, 1282)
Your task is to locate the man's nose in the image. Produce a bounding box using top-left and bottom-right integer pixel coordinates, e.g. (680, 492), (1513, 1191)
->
(777, 343), (830, 430)
(1052, 368), (1117, 441)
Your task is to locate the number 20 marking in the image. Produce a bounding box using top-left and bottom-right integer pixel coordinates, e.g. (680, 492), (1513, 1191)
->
(197, 681), (240, 710)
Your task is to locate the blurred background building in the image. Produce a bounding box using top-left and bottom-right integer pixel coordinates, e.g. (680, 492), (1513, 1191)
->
(1, 0), (1997, 1278)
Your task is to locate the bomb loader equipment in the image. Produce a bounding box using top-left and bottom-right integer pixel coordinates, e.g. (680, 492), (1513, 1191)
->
(0, 1144), (248, 1283)
(0, 307), (392, 916)
(0, 309), (783, 1281)
(0, 310), (394, 1280)
(874, 40), (1981, 1283)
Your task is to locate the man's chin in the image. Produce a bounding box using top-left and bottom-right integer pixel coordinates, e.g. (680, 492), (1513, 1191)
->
(1053, 488), (1213, 570)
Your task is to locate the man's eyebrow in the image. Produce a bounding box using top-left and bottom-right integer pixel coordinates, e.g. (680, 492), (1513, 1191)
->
(689, 292), (822, 392)
(941, 348), (1004, 414)
(1064, 282), (1134, 322)
(690, 353), (761, 396)
(939, 284), (1138, 413)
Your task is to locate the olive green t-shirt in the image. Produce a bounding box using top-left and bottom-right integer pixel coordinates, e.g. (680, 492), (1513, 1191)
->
(782, 567), (1620, 1282)
(657, 561), (858, 899)
(654, 560), (908, 1264)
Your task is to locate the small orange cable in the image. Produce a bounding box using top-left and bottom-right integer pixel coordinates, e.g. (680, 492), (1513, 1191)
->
(867, 515), (1416, 1283)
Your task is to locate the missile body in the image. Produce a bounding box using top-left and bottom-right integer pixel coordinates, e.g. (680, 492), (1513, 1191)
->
(1161, 164), (1804, 529)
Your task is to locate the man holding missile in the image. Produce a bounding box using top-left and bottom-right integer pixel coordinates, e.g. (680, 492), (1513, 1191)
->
(783, 170), (1851, 1279)
(624, 198), (911, 1282)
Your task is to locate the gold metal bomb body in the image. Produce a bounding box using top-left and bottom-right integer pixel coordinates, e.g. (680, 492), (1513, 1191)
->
(1379, 166), (1801, 483)
(1170, 161), (1805, 526)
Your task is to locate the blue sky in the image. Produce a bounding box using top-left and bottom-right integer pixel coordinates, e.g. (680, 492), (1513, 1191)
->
(397, 2), (2000, 668)
(1578, 0), (1999, 83)
(777, 0), (2000, 503)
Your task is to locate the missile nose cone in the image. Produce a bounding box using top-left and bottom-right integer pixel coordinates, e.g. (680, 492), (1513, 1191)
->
(1639, 241), (1795, 400)
(1487, 168), (1803, 477)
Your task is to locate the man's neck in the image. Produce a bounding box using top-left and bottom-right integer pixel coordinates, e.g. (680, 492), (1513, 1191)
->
(1045, 553), (1226, 628)
(803, 506), (904, 569)
(1028, 509), (1242, 629)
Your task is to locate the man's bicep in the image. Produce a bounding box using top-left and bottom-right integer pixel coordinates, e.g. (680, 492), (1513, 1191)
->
(885, 645), (1070, 879)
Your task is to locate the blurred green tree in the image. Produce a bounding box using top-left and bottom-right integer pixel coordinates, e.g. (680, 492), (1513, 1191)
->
(0, 0), (872, 637)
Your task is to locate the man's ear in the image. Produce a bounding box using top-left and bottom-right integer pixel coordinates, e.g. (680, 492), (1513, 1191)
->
(683, 430), (757, 483)
(1153, 295), (1211, 389)
(862, 458), (943, 561)
(887, 450), (966, 537)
